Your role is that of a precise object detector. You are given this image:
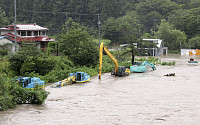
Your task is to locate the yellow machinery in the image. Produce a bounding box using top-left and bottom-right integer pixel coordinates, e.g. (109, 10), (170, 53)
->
(52, 76), (75, 88)
(51, 72), (91, 88)
(99, 42), (130, 79)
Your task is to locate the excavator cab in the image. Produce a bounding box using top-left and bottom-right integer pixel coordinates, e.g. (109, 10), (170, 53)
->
(117, 66), (130, 76)
(111, 66), (130, 76)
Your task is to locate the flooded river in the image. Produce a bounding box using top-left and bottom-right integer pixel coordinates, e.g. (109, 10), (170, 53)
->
(1, 55), (200, 125)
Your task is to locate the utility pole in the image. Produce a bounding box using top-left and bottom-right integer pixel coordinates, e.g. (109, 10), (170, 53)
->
(97, 13), (101, 47)
(14, 0), (17, 52)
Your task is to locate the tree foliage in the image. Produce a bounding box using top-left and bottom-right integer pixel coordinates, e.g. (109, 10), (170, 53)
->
(188, 36), (200, 49)
(58, 18), (99, 67)
(0, 7), (10, 27)
(102, 11), (142, 44)
(8, 42), (41, 75)
(169, 7), (200, 39)
(136, 0), (179, 32)
(155, 19), (187, 50)
(0, 73), (16, 111)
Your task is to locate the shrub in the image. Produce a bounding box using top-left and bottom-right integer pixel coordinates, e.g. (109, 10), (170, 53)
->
(161, 61), (176, 66)
(10, 83), (50, 104)
(0, 74), (16, 111)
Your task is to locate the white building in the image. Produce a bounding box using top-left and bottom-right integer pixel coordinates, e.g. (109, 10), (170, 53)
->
(139, 39), (168, 56)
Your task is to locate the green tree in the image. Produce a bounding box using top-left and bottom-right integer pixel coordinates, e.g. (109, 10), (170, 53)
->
(116, 11), (142, 43)
(47, 42), (57, 55)
(188, 36), (200, 49)
(136, 0), (179, 33)
(169, 7), (200, 39)
(102, 17), (120, 43)
(172, 0), (200, 9)
(155, 19), (187, 50)
(58, 18), (99, 67)
(0, 57), (15, 111)
(0, 7), (10, 27)
(8, 42), (41, 75)
(102, 11), (142, 44)
(0, 74), (16, 111)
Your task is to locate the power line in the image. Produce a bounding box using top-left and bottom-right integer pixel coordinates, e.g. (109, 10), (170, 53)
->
(22, 9), (99, 16)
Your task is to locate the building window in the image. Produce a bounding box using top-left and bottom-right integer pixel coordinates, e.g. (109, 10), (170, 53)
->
(27, 31), (32, 36)
(41, 31), (45, 36)
(34, 31), (38, 36)
(21, 31), (26, 36)
(18, 31), (21, 36)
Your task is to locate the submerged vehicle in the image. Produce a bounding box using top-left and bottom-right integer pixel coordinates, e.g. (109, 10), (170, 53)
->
(188, 58), (198, 63)
(52, 72), (90, 88)
(99, 42), (130, 79)
(69, 72), (90, 83)
(15, 77), (45, 88)
(130, 61), (156, 73)
(51, 76), (75, 88)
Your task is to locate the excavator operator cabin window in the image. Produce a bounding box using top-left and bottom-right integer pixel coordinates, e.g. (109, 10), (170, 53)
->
(24, 79), (28, 87)
(28, 78), (31, 84)
(77, 73), (81, 81)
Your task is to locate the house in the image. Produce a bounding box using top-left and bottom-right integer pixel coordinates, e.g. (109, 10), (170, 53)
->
(137, 39), (168, 56)
(0, 36), (16, 53)
(0, 23), (55, 52)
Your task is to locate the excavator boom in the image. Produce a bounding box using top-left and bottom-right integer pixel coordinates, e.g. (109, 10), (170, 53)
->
(99, 43), (103, 79)
(99, 42), (128, 79)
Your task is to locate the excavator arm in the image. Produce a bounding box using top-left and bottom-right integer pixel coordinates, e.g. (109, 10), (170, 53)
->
(141, 61), (156, 70)
(99, 42), (119, 79)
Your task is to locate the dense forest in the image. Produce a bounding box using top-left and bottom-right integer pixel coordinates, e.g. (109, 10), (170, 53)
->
(0, 0), (200, 49)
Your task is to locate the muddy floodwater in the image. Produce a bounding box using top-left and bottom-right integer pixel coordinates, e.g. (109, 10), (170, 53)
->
(1, 54), (200, 125)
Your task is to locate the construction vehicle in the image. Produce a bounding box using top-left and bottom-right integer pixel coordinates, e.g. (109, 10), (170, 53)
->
(52, 72), (90, 88)
(69, 72), (90, 83)
(51, 76), (75, 88)
(99, 42), (130, 79)
(130, 61), (156, 73)
(15, 77), (45, 89)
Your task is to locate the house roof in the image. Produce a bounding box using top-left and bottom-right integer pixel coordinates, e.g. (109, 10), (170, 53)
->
(1, 33), (55, 42)
(0, 24), (49, 31)
(143, 39), (163, 48)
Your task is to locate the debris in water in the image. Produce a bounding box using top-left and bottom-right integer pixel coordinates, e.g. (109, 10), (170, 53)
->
(155, 118), (166, 121)
(164, 73), (175, 76)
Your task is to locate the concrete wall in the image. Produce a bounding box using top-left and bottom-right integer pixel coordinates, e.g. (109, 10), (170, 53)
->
(0, 38), (13, 45)
(0, 38), (19, 53)
(181, 49), (200, 56)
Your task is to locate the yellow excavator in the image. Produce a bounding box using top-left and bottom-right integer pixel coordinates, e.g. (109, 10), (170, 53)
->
(99, 42), (130, 79)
